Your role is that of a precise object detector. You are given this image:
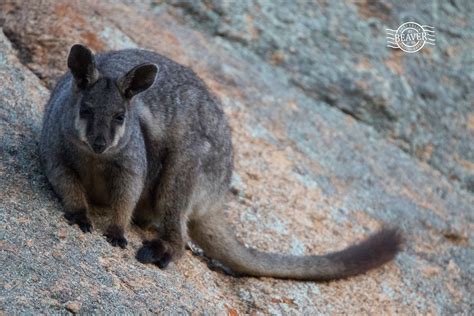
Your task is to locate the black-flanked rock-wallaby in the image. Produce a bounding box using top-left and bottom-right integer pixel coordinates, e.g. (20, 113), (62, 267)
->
(40, 44), (402, 280)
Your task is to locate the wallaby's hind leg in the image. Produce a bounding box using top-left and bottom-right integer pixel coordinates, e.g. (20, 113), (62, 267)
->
(136, 217), (187, 268)
(136, 153), (197, 268)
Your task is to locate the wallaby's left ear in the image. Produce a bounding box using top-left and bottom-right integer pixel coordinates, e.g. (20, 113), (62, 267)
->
(67, 44), (99, 89)
(118, 63), (158, 99)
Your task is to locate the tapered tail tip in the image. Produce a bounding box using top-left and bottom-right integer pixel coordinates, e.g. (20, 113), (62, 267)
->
(329, 227), (404, 278)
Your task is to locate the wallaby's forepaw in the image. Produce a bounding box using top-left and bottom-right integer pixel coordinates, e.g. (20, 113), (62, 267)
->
(64, 210), (92, 233)
(104, 225), (128, 248)
(136, 239), (182, 269)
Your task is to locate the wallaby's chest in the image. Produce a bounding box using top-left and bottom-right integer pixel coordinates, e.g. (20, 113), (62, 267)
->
(77, 159), (114, 206)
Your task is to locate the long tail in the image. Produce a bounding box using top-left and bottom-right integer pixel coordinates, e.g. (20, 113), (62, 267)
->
(188, 210), (403, 281)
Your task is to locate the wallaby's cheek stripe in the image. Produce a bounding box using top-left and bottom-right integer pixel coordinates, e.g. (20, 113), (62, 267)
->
(74, 114), (88, 143)
(110, 123), (126, 149)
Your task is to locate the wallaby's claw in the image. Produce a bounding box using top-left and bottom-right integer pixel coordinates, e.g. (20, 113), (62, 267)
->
(104, 225), (128, 248)
(64, 211), (93, 233)
(106, 235), (128, 248)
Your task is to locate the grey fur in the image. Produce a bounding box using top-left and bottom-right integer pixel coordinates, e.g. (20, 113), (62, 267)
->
(40, 44), (402, 280)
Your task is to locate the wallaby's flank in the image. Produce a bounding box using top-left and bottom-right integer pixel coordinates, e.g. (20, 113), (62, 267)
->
(40, 44), (402, 281)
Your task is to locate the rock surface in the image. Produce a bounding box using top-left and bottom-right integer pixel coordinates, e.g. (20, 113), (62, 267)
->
(155, 0), (474, 193)
(1, 0), (473, 314)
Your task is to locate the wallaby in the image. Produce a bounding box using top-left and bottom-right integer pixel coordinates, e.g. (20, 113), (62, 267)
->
(40, 44), (402, 281)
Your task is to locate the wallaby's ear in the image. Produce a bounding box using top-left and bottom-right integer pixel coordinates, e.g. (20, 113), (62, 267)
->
(118, 63), (158, 99)
(67, 44), (99, 89)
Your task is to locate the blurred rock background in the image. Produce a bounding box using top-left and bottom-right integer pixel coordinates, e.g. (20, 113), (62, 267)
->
(1, 0), (473, 314)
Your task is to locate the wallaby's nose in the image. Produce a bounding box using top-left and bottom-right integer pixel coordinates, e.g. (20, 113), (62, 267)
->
(92, 136), (107, 153)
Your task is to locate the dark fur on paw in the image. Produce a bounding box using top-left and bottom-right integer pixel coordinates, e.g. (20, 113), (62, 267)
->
(136, 239), (178, 269)
(64, 210), (92, 233)
(104, 225), (128, 248)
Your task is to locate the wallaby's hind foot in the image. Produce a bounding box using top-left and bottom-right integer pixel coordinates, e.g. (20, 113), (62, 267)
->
(136, 238), (184, 269)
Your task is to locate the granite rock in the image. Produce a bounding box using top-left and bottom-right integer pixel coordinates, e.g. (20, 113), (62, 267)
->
(155, 0), (474, 192)
(0, 1), (473, 314)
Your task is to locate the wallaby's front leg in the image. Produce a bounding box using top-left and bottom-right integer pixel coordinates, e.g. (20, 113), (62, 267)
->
(48, 164), (92, 233)
(104, 174), (144, 248)
(136, 159), (196, 268)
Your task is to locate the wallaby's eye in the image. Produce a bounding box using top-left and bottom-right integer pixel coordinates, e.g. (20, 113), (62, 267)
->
(80, 108), (93, 118)
(114, 113), (125, 123)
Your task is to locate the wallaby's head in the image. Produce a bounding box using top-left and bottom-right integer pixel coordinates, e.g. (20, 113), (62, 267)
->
(67, 44), (158, 154)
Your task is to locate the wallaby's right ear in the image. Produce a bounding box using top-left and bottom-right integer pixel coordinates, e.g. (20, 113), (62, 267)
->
(67, 44), (99, 89)
(117, 63), (158, 99)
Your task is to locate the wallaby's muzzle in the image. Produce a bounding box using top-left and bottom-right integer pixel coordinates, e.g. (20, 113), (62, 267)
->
(92, 136), (107, 153)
